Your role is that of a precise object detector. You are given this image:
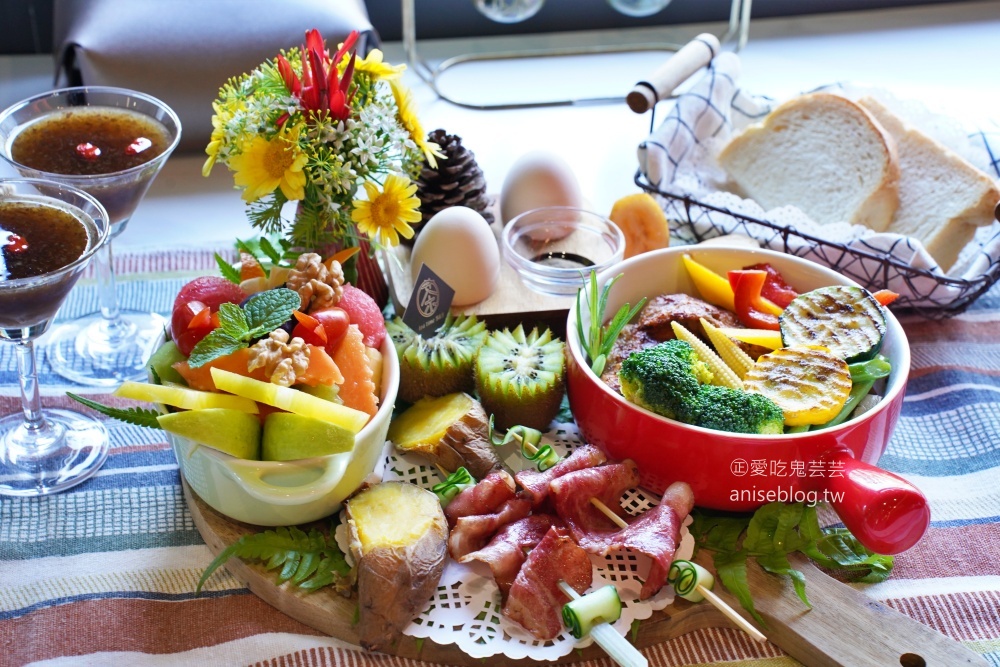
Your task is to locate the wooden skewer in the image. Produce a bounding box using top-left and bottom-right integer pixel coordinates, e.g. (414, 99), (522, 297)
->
(512, 429), (767, 644)
(587, 489), (765, 642)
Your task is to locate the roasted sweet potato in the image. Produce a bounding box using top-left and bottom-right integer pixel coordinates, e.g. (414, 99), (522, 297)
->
(387, 392), (501, 479)
(346, 482), (448, 651)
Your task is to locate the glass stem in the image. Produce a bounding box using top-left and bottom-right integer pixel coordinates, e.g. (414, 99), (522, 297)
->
(94, 239), (129, 343)
(15, 340), (44, 430)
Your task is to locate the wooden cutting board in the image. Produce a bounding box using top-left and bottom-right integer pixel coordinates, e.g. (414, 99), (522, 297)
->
(183, 481), (986, 666)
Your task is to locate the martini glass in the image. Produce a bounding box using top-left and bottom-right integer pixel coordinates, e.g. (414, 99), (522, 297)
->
(0, 87), (181, 386)
(0, 178), (111, 496)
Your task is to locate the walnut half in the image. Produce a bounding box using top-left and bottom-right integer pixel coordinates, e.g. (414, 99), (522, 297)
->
(247, 329), (311, 387)
(286, 252), (344, 312)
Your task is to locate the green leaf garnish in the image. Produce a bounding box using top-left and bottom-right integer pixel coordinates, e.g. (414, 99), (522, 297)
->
(576, 270), (647, 376)
(67, 393), (162, 429)
(216, 302), (249, 337)
(214, 252), (242, 284)
(187, 288), (300, 368)
(245, 287), (300, 335)
(690, 502), (894, 625)
(196, 525), (350, 593)
(257, 236), (282, 265)
(187, 329), (246, 368)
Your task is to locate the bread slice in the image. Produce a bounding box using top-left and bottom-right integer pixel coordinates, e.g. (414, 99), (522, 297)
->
(718, 92), (900, 231)
(859, 96), (1000, 272)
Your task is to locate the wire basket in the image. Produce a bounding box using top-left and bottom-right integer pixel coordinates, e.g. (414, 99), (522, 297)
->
(635, 170), (1000, 319)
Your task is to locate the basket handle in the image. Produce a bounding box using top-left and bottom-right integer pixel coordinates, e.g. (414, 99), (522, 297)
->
(626, 33), (721, 114)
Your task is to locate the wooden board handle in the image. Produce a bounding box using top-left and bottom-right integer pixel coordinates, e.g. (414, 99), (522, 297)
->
(731, 554), (989, 667)
(626, 33), (721, 113)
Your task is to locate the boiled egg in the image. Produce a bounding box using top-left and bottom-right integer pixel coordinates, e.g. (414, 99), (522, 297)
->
(410, 206), (500, 307)
(500, 152), (582, 225)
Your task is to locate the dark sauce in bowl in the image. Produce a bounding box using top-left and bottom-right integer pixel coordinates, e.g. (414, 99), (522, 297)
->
(10, 107), (171, 176)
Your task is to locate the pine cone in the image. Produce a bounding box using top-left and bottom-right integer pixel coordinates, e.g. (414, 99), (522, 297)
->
(410, 129), (493, 244)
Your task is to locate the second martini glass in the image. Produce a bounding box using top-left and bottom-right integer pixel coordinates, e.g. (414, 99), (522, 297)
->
(0, 87), (181, 386)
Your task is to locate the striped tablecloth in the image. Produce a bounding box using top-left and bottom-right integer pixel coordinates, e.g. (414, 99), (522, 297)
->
(2, 249), (999, 667)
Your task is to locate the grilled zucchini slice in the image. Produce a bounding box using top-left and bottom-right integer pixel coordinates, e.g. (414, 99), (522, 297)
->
(779, 286), (885, 363)
(744, 346), (853, 426)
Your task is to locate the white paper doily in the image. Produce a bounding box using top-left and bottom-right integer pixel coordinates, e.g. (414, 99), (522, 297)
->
(373, 422), (693, 662)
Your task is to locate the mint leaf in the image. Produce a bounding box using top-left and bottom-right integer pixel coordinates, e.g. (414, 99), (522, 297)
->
(245, 287), (300, 335)
(67, 393), (162, 429)
(216, 302), (249, 338)
(215, 252), (241, 284)
(188, 329), (246, 368)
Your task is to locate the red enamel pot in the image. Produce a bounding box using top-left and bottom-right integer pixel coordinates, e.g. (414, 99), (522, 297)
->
(566, 246), (928, 555)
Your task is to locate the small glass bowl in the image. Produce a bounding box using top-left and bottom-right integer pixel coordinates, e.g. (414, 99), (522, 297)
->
(502, 207), (625, 296)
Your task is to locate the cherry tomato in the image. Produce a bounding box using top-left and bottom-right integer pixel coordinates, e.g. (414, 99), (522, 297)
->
(171, 300), (220, 356)
(728, 270), (781, 331)
(311, 307), (351, 353)
(291, 311), (329, 347)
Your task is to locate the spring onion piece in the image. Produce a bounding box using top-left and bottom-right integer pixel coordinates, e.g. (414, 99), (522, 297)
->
(489, 417), (560, 472)
(558, 581), (646, 667)
(431, 467), (474, 506)
(667, 559), (715, 602)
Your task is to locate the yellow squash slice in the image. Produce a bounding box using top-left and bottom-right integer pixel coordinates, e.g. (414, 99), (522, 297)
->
(743, 346), (852, 426)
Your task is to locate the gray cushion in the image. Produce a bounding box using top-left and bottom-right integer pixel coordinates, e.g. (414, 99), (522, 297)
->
(54, 0), (378, 153)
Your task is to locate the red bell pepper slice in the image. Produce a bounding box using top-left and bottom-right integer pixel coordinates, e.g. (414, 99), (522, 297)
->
(744, 263), (799, 308)
(291, 310), (329, 347)
(728, 270), (781, 331)
(871, 289), (899, 306)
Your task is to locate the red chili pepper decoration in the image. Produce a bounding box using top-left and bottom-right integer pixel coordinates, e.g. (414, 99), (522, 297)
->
(728, 269), (781, 330)
(126, 137), (152, 155)
(743, 262), (798, 308)
(276, 29), (359, 125)
(4, 233), (28, 253)
(76, 142), (101, 160)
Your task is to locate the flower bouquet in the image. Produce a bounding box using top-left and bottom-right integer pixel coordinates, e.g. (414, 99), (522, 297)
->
(203, 28), (441, 303)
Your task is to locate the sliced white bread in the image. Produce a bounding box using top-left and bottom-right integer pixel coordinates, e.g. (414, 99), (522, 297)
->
(859, 96), (1000, 272)
(718, 92), (900, 231)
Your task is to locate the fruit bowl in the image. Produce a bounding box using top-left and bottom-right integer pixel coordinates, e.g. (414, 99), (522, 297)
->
(566, 246), (929, 554)
(166, 335), (399, 526)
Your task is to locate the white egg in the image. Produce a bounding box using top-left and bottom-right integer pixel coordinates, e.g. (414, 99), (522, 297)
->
(410, 206), (500, 307)
(500, 151), (583, 225)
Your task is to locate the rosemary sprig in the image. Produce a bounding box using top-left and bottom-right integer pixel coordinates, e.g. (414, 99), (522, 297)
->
(576, 270), (647, 376)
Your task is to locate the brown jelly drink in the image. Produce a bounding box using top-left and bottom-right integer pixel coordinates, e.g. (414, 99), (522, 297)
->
(0, 199), (96, 330)
(10, 107), (171, 176)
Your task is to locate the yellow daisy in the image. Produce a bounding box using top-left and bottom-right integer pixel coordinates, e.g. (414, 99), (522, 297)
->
(202, 100), (232, 177)
(391, 80), (445, 169)
(349, 49), (405, 81)
(229, 124), (308, 202)
(351, 174), (421, 247)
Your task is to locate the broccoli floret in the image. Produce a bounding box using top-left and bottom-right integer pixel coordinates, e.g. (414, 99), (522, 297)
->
(694, 385), (785, 435)
(618, 339), (713, 421)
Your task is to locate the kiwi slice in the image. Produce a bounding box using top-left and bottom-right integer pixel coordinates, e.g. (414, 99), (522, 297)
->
(387, 314), (488, 403)
(474, 325), (565, 431)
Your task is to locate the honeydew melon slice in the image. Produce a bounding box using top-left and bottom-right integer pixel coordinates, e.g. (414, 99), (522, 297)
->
(157, 408), (261, 459)
(261, 413), (355, 461)
(146, 341), (187, 385)
(210, 368), (369, 434)
(115, 380), (259, 413)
